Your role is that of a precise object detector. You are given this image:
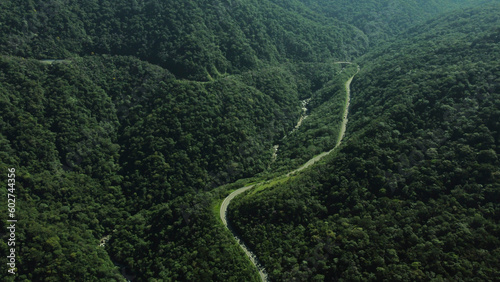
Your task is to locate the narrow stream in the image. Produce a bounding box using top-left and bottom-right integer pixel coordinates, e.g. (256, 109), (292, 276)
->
(270, 98), (311, 165)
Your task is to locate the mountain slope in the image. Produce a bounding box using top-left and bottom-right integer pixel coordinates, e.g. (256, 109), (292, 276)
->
(293, 0), (497, 45)
(229, 5), (500, 281)
(0, 0), (367, 80)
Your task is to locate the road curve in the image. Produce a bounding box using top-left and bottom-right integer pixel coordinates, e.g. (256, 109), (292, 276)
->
(220, 185), (255, 226)
(220, 64), (359, 281)
(220, 184), (269, 281)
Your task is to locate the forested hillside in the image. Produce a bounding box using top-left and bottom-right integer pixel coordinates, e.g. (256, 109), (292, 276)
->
(0, 0), (367, 80)
(0, 0), (499, 281)
(275, 0), (493, 46)
(229, 5), (500, 281)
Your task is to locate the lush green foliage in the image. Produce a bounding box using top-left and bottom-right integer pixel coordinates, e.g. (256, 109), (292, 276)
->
(294, 0), (495, 45)
(229, 5), (500, 281)
(0, 56), (126, 280)
(1, 0), (499, 281)
(0, 52), (312, 280)
(0, 0), (368, 80)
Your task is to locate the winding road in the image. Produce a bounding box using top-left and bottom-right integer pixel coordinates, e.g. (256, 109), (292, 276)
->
(220, 185), (269, 281)
(219, 64), (359, 282)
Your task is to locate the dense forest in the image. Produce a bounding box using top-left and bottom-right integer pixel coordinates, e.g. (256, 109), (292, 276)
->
(0, 0), (499, 281)
(229, 4), (500, 281)
(0, 0), (369, 80)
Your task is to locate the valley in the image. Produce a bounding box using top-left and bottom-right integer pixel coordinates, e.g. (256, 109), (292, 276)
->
(0, 1), (499, 281)
(220, 64), (358, 281)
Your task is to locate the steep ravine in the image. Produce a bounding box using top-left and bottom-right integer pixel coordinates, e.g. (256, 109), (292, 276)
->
(270, 61), (354, 166)
(219, 65), (359, 281)
(270, 98), (311, 166)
